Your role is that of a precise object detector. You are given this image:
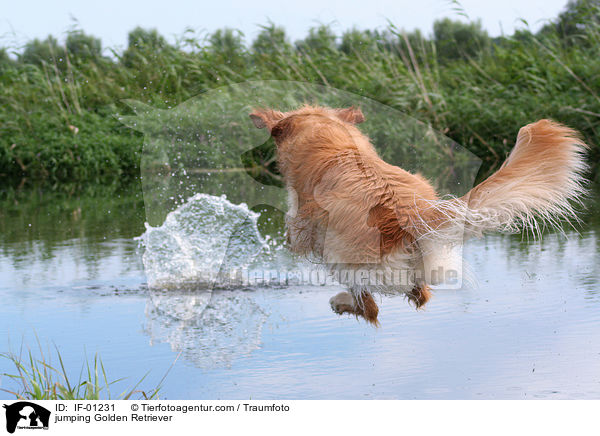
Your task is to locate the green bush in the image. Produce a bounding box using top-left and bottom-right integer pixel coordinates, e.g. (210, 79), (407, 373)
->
(1, 1), (600, 186)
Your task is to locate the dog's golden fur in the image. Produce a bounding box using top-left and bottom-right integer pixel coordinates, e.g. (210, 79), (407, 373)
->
(250, 105), (588, 326)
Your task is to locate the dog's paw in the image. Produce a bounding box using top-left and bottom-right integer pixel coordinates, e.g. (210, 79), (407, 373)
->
(329, 292), (356, 315)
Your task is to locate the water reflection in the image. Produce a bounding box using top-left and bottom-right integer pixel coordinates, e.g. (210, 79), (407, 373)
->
(143, 289), (268, 369)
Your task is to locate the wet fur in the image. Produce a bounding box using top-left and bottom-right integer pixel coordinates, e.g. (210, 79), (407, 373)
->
(250, 105), (588, 326)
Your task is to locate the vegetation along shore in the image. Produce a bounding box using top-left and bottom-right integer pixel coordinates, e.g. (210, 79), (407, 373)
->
(1, 0), (600, 186)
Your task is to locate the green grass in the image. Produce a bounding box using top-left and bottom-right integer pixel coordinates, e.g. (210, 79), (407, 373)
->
(1, 2), (599, 186)
(0, 341), (177, 400)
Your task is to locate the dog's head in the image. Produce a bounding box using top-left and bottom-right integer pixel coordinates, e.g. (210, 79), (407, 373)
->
(249, 104), (366, 183)
(249, 105), (365, 145)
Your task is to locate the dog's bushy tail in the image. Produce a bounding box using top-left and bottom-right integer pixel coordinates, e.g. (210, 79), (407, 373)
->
(419, 119), (589, 239)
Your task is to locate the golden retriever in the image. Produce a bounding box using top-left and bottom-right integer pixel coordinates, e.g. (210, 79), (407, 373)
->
(250, 105), (588, 326)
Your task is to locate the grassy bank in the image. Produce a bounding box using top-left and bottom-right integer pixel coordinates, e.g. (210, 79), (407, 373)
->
(1, 1), (600, 186)
(0, 341), (174, 400)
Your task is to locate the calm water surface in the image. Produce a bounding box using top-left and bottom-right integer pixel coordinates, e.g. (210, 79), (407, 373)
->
(0, 184), (599, 399)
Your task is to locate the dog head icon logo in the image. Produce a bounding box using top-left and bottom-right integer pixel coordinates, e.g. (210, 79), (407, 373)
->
(3, 402), (50, 433)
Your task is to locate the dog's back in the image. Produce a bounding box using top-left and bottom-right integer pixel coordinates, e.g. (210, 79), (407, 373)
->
(274, 109), (438, 265)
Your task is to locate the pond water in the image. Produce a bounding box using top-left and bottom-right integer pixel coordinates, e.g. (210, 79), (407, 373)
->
(0, 182), (599, 399)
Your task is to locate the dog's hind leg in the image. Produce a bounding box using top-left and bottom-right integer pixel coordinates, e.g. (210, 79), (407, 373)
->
(406, 283), (432, 309)
(329, 291), (380, 326)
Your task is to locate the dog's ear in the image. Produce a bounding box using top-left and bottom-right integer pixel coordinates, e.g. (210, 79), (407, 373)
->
(334, 106), (365, 124)
(249, 109), (285, 130)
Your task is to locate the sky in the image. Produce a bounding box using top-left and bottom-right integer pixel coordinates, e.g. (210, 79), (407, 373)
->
(1, 0), (569, 52)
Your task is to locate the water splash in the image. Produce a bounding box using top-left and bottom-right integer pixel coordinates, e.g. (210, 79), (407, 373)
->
(137, 193), (267, 289)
